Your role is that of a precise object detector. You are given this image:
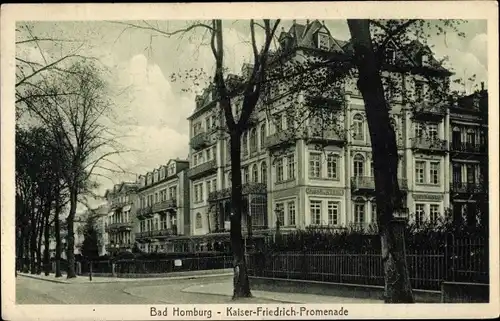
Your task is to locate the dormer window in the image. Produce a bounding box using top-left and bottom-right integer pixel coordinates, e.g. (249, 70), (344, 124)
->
(385, 47), (396, 65)
(421, 54), (429, 67)
(318, 32), (329, 51)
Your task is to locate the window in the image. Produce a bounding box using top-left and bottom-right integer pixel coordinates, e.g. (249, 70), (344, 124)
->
(195, 213), (202, 229)
(467, 130), (476, 146)
(260, 123), (266, 149)
(274, 114), (282, 133)
(309, 153), (321, 178)
(206, 181), (212, 196)
(318, 32), (330, 50)
(310, 200), (322, 225)
(352, 114), (364, 140)
(385, 47), (396, 65)
(287, 154), (296, 180)
(415, 204), (425, 224)
(288, 201), (296, 226)
(275, 203), (285, 226)
(370, 160), (375, 177)
(428, 124), (438, 141)
(430, 205), (440, 223)
(415, 122), (423, 138)
(371, 202), (377, 223)
(250, 128), (257, 153)
(327, 201), (339, 225)
(276, 158), (284, 182)
(261, 162), (267, 185)
(286, 113), (294, 130)
(430, 162), (440, 184)
(211, 179), (216, 192)
(327, 154), (339, 179)
(354, 203), (365, 224)
(205, 117), (211, 131)
(155, 193), (159, 204)
(353, 154), (364, 177)
(227, 172), (232, 187)
(242, 166), (249, 184)
(415, 81), (424, 101)
(252, 164), (258, 183)
(242, 132), (248, 156)
(194, 183), (204, 203)
(415, 161), (426, 184)
(466, 164), (475, 184)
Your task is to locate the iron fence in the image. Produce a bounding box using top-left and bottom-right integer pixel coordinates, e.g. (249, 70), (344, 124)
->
(247, 236), (488, 291)
(113, 255), (233, 275)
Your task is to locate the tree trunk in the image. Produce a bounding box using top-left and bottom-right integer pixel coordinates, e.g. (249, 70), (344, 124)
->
(54, 190), (62, 277)
(66, 188), (78, 278)
(229, 130), (252, 299)
(43, 213), (51, 276)
(347, 19), (414, 303)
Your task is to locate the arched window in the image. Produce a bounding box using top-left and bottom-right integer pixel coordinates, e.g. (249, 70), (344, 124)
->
(353, 154), (365, 177)
(260, 123), (266, 149)
(261, 161), (268, 185)
(252, 164), (259, 183)
(242, 132), (248, 156)
(352, 114), (364, 140)
(195, 213), (203, 229)
(250, 128), (257, 153)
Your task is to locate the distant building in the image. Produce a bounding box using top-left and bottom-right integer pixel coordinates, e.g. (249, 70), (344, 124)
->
(449, 86), (488, 226)
(135, 159), (191, 253)
(103, 182), (139, 255)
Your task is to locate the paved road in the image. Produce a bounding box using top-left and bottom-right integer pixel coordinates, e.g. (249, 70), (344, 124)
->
(16, 275), (287, 304)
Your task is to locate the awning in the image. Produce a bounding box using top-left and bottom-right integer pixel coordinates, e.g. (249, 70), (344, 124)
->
(123, 205), (131, 212)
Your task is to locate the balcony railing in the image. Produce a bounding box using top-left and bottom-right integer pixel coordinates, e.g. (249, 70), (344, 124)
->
(137, 206), (153, 219)
(111, 201), (127, 210)
(152, 198), (177, 213)
(450, 182), (485, 194)
(351, 176), (408, 191)
(106, 243), (132, 251)
(190, 132), (210, 150)
(411, 137), (448, 152)
(265, 129), (296, 149)
(450, 142), (487, 154)
(412, 102), (447, 120)
(305, 128), (346, 145)
(105, 222), (133, 232)
(135, 227), (178, 240)
(208, 182), (267, 201)
(187, 160), (217, 179)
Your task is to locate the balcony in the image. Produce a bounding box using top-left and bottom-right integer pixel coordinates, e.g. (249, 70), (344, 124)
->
(411, 137), (448, 153)
(187, 160), (217, 179)
(190, 132), (210, 150)
(351, 176), (375, 191)
(152, 198), (177, 213)
(450, 142), (487, 155)
(265, 129), (296, 149)
(111, 200), (127, 210)
(208, 183), (267, 202)
(106, 243), (132, 252)
(305, 128), (346, 146)
(135, 227), (178, 241)
(137, 206), (153, 220)
(450, 182), (486, 194)
(411, 102), (447, 121)
(105, 222), (133, 233)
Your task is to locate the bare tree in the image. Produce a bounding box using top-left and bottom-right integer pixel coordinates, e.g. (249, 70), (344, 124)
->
(111, 19), (280, 298)
(18, 60), (125, 278)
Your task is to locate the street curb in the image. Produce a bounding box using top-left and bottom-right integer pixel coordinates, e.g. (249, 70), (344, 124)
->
(180, 286), (297, 304)
(18, 272), (233, 284)
(18, 273), (70, 284)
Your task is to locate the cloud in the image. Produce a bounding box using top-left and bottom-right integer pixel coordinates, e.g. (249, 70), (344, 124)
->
(467, 33), (487, 68)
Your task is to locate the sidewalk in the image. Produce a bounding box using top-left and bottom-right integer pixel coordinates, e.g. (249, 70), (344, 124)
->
(18, 269), (232, 284)
(182, 282), (382, 304)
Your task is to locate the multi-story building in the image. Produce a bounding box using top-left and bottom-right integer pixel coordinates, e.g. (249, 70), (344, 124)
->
(104, 182), (138, 255)
(135, 159), (191, 253)
(93, 204), (110, 256)
(449, 86), (488, 226)
(185, 19), (475, 245)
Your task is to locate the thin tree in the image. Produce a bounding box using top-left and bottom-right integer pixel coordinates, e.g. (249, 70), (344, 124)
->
(110, 19), (281, 298)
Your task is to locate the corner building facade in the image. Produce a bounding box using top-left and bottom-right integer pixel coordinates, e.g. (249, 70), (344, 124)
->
(186, 20), (488, 243)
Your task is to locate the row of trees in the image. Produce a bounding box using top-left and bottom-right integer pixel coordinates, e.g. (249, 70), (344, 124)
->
(115, 18), (475, 303)
(15, 23), (122, 278)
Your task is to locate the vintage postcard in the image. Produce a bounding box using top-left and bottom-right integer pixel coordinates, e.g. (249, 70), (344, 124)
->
(1, 2), (499, 320)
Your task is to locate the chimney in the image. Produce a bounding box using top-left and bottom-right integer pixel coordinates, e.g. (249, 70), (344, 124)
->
(306, 19), (310, 25)
(481, 82), (485, 91)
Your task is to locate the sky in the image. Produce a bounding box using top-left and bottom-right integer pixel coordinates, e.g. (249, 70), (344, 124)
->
(16, 19), (488, 210)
